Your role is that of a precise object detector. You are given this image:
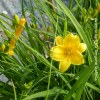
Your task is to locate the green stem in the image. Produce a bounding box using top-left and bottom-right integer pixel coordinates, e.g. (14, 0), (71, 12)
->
(94, 18), (98, 81)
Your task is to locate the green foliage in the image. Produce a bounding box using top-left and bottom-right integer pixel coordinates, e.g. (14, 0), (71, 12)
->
(0, 0), (100, 100)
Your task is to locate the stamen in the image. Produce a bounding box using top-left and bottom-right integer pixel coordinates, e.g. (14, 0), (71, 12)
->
(65, 48), (72, 55)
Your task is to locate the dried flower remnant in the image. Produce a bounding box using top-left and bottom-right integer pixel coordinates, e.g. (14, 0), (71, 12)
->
(50, 33), (87, 72)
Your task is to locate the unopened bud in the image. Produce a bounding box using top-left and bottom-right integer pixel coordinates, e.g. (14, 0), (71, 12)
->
(0, 44), (5, 51)
(14, 14), (20, 24)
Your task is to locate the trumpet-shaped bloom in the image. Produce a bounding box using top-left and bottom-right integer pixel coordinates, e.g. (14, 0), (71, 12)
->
(50, 33), (87, 72)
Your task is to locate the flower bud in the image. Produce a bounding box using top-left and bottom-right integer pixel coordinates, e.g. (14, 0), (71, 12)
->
(0, 44), (5, 51)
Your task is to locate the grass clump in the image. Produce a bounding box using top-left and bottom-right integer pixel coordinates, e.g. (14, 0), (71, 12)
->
(0, 0), (100, 100)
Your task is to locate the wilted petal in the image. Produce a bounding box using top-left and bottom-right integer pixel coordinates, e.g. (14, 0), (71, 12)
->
(78, 43), (87, 53)
(50, 46), (66, 61)
(59, 57), (71, 72)
(71, 51), (85, 65)
(63, 33), (80, 47)
(55, 36), (63, 46)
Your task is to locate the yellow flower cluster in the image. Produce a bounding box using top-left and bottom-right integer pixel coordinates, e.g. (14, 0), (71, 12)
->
(0, 16), (26, 56)
(50, 33), (87, 72)
(6, 17), (26, 56)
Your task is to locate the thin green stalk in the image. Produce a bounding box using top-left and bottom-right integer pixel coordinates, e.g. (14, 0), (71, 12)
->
(12, 80), (17, 100)
(94, 18), (98, 81)
(45, 62), (52, 100)
(45, 16), (58, 100)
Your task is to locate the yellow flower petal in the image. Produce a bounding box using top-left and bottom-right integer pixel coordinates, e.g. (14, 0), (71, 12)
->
(15, 17), (26, 39)
(59, 57), (71, 72)
(55, 36), (63, 46)
(63, 33), (80, 47)
(8, 39), (16, 49)
(6, 49), (14, 56)
(71, 51), (85, 65)
(20, 17), (26, 27)
(78, 43), (87, 53)
(50, 46), (66, 61)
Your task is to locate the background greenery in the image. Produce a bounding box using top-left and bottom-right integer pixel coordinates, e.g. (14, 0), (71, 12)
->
(0, 0), (100, 100)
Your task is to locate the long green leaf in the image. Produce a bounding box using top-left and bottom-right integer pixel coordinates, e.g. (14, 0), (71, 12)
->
(64, 62), (94, 100)
(22, 87), (67, 100)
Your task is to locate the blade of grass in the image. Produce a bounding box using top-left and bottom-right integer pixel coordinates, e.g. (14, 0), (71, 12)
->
(11, 80), (17, 100)
(63, 62), (94, 100)
(22, 87), (67, 100)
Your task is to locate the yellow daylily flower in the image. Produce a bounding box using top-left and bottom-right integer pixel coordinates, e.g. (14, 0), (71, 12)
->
(50, 33), (87, 72)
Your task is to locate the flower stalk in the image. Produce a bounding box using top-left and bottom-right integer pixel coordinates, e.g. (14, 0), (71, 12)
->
(7, 17), (26, 56)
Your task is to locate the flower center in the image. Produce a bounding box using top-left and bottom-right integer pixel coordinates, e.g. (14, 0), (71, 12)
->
(65, 48), (72, 55)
